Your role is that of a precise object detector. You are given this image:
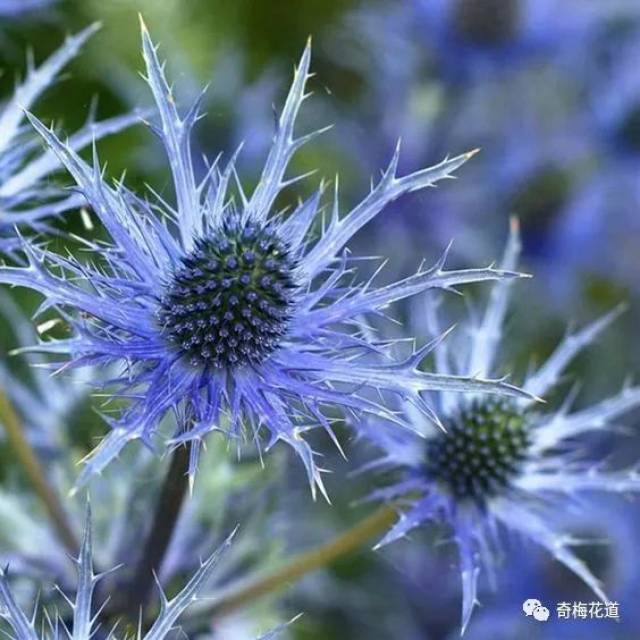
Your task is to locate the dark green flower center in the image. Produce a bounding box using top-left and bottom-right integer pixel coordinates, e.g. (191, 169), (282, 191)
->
(158, 221), (298, 369)
(425, 398), (531, 502)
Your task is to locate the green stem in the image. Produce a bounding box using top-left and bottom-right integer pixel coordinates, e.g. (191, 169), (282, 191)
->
(204, 504), (397, 619)
(0, 387), (79, 555)
(122, 443), (191, 620)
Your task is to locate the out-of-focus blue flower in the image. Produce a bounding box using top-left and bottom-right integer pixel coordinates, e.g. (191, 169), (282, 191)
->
(0, 0), (56, 19)
(415, 0), (637, 81)
(326, 1), (640, 302)
(362, 220), (640, 634)
(545, 162), (640, 296)
(0, 507), (287, 640)
(541, 34), (640, 295)
(588, 36), (640, 157)
(0, 20), (530, 498)
(0, 24), (142, 254)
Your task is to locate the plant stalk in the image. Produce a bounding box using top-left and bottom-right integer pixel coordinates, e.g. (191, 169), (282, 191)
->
(123, 443), (191, 620)
(0, 387), (79, 555)
(203, 504), (397, 619)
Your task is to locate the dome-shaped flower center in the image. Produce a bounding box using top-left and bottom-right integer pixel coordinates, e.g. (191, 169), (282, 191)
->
(425, 398), (530, 502)
(158, 222), (298, 369)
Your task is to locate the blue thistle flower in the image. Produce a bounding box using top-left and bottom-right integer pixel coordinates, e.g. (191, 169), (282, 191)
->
(537, 32), (640, 295)
(362, 220), (640, 634)
(0, 19), (530, 497)
(0, 24), (142, 253)
(0, 506), (287, 640)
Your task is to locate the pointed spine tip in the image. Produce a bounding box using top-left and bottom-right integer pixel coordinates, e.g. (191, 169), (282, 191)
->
(86, 22), (102, 36)
(138, 13), (148, 34)
(188, 474), (195, 497)
(70, 22), (101, 45)
(467, 148), (481, 159)
(611, 301), (629, 317)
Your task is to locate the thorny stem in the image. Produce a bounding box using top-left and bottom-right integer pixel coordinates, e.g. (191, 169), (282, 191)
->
(0, 387), (79, 555)
(122, 443), (191, 621)
(200, 504), (397, 620)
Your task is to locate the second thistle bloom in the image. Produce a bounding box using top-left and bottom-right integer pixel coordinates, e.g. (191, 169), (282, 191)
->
(0, 21), (529, 496)
(362, 220), (640, 634)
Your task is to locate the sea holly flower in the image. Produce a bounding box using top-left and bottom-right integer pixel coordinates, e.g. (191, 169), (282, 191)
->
(0, 24), (142, 253)
(363, 220), (640, 634)
(0, 507), (287, 640)
(0, 19), (531, 498)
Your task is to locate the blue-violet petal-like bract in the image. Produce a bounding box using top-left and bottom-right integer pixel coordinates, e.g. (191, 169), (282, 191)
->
(0, 23), (142, 253)
(0, 506), (284, 640)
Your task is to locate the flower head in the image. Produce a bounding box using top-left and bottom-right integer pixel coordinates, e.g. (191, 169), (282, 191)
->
(363, 220), (640, 634)
(0, 507), (286, 640)
(0, 24), (142, 253)
(0, 20), (531, 498)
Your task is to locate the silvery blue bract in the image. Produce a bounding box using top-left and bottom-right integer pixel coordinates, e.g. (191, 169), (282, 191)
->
(0, 25), (141, 253)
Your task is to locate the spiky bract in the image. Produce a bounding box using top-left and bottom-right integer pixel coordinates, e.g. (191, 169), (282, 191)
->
(0, 507), (284, 640)
(0, 24), (141, 253)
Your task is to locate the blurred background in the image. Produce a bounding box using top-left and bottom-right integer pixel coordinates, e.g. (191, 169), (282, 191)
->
(1, 1), (640, 638)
